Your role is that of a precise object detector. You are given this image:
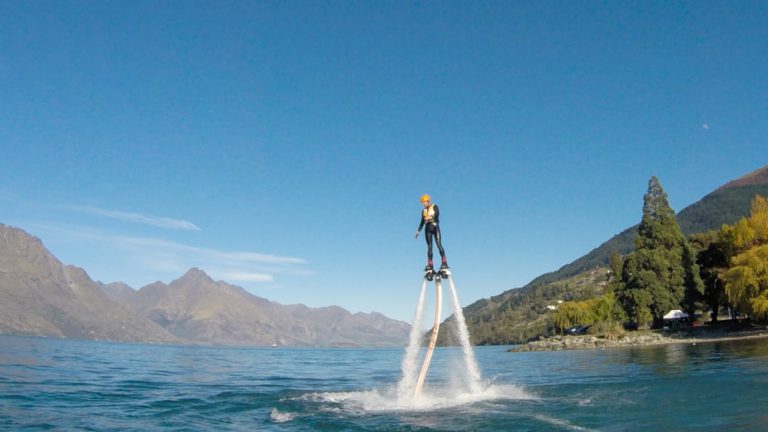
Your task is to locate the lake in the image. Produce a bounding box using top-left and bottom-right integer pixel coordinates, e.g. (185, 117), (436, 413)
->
(1, 335), (768, 431)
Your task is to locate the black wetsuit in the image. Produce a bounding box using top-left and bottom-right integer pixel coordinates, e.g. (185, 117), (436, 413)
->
(417, 204), (446, 266)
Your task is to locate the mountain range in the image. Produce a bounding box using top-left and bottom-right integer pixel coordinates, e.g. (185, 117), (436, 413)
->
(448, 164), (768, 345)
(4, 164), (767, 348)
(0, 225), (409, 347)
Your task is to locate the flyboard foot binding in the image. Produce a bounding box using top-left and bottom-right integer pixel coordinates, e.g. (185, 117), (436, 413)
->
(424, 265), (450, 281)
(424, 265), (434, 281)
(438, 266), (450, 279)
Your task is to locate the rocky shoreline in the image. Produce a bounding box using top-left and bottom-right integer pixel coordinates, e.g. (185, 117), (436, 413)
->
(508, 328), (768, 352)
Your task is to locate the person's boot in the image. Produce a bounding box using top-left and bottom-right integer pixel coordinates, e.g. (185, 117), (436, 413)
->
(438, 257), (450, 278)
(423, 260), (434, 281)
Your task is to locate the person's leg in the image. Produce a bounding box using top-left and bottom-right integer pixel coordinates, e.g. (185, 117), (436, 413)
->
(434, 226), (448, 267)
(425, 226), (435, 268)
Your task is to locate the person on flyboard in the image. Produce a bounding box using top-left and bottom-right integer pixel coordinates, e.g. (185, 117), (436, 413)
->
(415, 194), (449, 274)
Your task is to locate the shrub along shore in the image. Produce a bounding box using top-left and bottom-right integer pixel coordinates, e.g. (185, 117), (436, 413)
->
(508, 326), (768, 352)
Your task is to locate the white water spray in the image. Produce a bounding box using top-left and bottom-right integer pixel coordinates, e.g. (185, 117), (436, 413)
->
(447, 276), (482, 393)
(397, 271), (484, 402)
(396, 279), (428, 398)
(413, 278), (442, 396)
(270, 274), (532, 422)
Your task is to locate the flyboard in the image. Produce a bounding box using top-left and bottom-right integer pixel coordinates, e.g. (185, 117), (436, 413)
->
(413, 266), (451, 397)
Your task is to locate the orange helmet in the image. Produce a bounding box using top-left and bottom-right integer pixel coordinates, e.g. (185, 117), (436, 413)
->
(420, 194), (431, 203)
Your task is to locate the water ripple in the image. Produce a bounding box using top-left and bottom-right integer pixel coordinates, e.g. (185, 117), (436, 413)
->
(2, 336), (768, 430)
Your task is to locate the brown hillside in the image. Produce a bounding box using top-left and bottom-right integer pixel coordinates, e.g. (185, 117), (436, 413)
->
(0, 224), (178, 343)
(717, 164), (768, 191)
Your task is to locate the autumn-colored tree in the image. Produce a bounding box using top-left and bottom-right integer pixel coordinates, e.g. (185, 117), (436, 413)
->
(722, 245), (768, 320)
(720, 195), (768, 322)
(749, 195), (768, 242)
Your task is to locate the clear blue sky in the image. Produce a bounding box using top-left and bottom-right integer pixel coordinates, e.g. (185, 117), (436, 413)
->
(2, 1), (767, 322)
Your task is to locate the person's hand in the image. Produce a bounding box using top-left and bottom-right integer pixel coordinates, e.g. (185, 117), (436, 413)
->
(414, 230), (420, 239)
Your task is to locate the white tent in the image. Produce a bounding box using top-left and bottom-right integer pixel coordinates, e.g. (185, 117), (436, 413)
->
(663, 309), (689, 320)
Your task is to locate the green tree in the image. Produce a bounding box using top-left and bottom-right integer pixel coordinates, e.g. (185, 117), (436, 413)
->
(605, 252), (624, 294)
(682, 241), (705, 316)
(592, 291), (626, 323)
(551, 301), (591, 334)
(550, 292), (625, 334)
(636, 176), (685, 251)
(618, 176), (688, 327)
(689, 231), (729, 322)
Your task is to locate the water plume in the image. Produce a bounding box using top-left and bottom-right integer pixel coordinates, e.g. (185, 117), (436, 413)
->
(447, 276), (482, 393)
(396, 279), (428, 399)
(397, 272), (484, 403)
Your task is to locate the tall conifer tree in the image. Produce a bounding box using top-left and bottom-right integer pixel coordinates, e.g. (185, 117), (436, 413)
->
(619, 177), (692, 327)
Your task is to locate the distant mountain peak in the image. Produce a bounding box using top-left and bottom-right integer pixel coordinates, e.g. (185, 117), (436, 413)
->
(180, 267), (214, 283)
(105, 281), (134, 291)
(1, 224), (50, 258)
(1, 223), (409, 347)
(100, 281), (137, 304)
(0, 224), (177, 343)
(717, 164), (768, 191)
(0, 223), (64, 276)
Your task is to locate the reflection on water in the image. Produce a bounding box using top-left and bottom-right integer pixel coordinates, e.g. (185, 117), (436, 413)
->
(624, 343), (696, 374)
(620, 337), (768, 376)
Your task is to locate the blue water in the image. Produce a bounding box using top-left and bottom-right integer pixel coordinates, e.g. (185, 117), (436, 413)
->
(2, 335), (768, 431)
